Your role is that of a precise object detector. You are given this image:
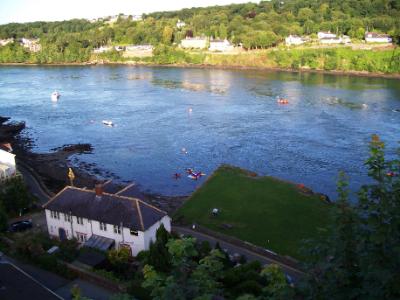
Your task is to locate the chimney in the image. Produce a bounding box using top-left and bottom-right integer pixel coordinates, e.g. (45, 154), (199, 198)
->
(95, 183), (103, 199)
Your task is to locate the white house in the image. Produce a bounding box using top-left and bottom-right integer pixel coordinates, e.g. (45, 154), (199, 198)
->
(180, 37), (208, 49)
(0, 143), (16, 181)
(93, 46), (112, 54)
(285, 35), (307, 46)
(125, 45), (153, 52)
(209, 39), (234, 52)
(176, 20), (186, 29)
(320, 35), (351, 44)
(317, 31), (337, 39)
(365, 32), (392, 43)
(43, 184), (171, 256)
(20, 38), (41, 52)
(0, 38), (14, 46)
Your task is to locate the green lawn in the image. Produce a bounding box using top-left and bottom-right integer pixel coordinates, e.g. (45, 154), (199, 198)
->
(175, 165), (332, 259)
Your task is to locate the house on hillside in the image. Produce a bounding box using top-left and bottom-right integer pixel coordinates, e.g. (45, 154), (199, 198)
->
(0, 143), (16, 181)
(20, 38), (41, 52)
(180, 37), (208, 49)
(365, 32), (392, 43)
(209, 39), (234, 52)
(176, 20), (186, 29)
(0, 38), (14, 46)
(285, 35), (307, 46)
(317, 31), (337, 39)
(43, 184), (171, 256)
(319, 35), (351, 44)
(93, 46), (112, 54)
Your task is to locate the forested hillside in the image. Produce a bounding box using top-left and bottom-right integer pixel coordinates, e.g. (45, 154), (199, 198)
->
(0, 0), (399, 71)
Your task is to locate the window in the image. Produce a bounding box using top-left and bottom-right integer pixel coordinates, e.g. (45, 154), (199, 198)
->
(51, 211), (60, 219)
(64, 214), (71, 222)
(100, 222), (107, 231)
(76, 232), (86, 242)
(130, 229), (138, 236)
(113, 225), (121, 234)
(77, 217), (84, 225)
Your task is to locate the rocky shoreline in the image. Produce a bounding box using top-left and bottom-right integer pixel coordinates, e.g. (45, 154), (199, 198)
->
(0, 116), (187, 213)
(1, 61), (399, 80)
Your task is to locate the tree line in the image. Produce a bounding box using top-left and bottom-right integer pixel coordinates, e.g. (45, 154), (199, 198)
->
(0, 0), (399, 64)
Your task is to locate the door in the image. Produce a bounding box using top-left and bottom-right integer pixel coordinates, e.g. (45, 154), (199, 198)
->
(58, 227), (67, 241)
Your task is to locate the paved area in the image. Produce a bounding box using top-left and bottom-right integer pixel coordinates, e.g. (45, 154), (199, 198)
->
(3, 254), (115, 300)
(56, 279), (114, 300)
(173, 226), (304, 281)
(17, 163), (51, 204)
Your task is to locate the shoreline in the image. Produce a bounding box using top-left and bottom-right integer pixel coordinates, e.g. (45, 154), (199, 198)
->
(1, 61), (399, 80)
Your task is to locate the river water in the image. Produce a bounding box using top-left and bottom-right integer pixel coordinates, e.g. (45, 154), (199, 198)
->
(0, 65), (399, 198)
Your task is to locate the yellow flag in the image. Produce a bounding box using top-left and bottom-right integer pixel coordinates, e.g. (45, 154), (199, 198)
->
(68, 168), (75, 181)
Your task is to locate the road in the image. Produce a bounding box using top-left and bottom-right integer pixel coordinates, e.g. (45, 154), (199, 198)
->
(173, 226), (304, 281)
(1, 253), (114, 300)
(17, 162), (51, 204)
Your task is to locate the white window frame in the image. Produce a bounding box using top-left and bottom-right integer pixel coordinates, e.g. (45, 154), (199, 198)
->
(64, 213), (71, 222)
(130, 229), (138, 236)
(113, 225), (121, 234)
(77, 217), (84, 225)
(100, 222), (107, 231)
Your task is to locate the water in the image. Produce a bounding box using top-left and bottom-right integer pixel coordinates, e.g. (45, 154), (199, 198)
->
(0, 65), (399, 198)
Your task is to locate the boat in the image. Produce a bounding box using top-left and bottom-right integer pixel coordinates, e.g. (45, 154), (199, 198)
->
(102, 120), (114, 127)
(51, 91), (60, 102)
(277, 98), (289, 104)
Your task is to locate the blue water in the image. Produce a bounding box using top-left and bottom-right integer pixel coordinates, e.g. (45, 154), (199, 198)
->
(0, 65), (399, 198)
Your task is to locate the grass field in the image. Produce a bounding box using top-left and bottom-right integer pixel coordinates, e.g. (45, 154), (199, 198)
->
(175, 165), (332, 259)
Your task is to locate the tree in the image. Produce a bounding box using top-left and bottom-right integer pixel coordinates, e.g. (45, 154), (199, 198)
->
(260, 264), (293, 299)
(147, 224), (172, 272)
(107, 247), (130, 275)
(302, 135), (400, 299)
(162, 26), (174, 44)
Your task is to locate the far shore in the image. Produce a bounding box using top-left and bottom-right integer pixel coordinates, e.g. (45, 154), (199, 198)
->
(1, 61), (400, 80)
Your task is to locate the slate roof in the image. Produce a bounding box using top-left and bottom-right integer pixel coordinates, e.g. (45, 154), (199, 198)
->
(43, 187), (167, 231)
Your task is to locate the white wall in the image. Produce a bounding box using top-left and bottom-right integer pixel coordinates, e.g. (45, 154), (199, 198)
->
(0, 149), (16, 175)
(143, 215), (172, 250)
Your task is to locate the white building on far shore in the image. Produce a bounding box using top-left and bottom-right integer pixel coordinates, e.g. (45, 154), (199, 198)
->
(285, 35), (307, 46)
(365, 32), (392, 43)
(320, 35), (351, 44)
(0, 38), (14, 46)
(43, 184), (171, 256)
(209, 39), (234, 52)
(180, 37), (208, 49)
(20, 38), (41, 52)
(93, 46), (112, 54)
(317, 31), (337, 39)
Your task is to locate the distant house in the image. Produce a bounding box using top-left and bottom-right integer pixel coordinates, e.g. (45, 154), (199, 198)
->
(285, 35), (307, 46)
(209, 39), (234, 52)
(180, 37), (208, 49)
(125, 44), (153, 51)
(365, 32), (392, 43)
(176, 20), (186, 28)
(0, 38), (14, 46)
(0, 143), (16, 181)
(131, 15), (143, 21)
(43, 184), (171, 256)
(93, 46), (112, 54)
(20, 38), (41, 52)
(317, 31), (337, 39)
(320, 35), (351, 44)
